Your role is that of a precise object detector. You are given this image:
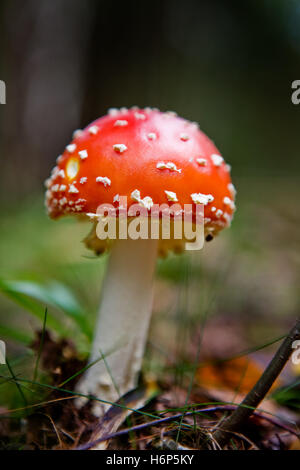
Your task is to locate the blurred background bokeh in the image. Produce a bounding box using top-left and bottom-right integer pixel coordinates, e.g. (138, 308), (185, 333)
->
(0, 0), (299, 395)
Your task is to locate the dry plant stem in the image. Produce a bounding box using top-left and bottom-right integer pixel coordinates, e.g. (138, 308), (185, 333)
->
(89, 386), (149, 450)
(212, 318), (300, 448)
(76, 238), (158, 417)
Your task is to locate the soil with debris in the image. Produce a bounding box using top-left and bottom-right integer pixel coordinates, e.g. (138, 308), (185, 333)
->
(0, 330), (299, 450)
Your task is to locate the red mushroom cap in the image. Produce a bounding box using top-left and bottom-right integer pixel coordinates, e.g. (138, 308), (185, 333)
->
(45, 107), (236, 253)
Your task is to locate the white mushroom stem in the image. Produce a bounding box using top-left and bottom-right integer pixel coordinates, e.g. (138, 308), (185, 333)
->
(76, 237), (158, 416)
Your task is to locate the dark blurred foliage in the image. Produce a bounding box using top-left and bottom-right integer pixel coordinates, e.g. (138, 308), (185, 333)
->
(0, 0), (300, 204)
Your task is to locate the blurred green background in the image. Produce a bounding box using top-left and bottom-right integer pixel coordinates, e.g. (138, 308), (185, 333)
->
(0, 0), (299, 390)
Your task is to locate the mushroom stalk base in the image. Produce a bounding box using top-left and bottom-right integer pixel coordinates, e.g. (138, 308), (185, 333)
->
(76, 237), (158, 416)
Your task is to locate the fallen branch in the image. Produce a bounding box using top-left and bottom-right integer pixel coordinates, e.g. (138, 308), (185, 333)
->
(212, 318), (300, 448)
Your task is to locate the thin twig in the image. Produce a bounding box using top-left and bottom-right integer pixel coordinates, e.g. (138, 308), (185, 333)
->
(212, 318), (300, 448)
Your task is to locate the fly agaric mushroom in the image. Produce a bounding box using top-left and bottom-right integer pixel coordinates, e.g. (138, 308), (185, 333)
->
(45, 107), (236, 416)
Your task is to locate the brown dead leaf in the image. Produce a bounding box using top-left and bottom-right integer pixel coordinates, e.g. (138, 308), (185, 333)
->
(196, 356), (281, 394)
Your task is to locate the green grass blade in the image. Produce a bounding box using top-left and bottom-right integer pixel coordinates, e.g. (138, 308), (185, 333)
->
(3, 376), (160, 420)
(33, 308), (48, 382)
(45, 281), (91, 336)
(5, 358), (27, 407)
(0, 324), (32, 345)
(0, 279), (91, 339)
